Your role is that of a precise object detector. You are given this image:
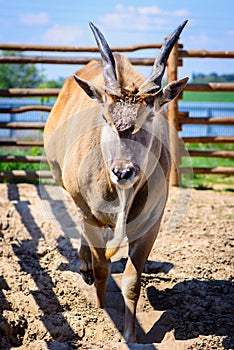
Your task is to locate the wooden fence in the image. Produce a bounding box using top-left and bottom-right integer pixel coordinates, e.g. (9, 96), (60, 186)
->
(0, 41), (234, 185)
(167, 44), (234, 185)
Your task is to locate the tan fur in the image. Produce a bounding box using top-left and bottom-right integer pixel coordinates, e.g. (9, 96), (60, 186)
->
(44, 50), (187, 343)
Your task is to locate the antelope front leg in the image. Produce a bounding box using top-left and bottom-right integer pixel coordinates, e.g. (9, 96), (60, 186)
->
(81, 221), (110, 307)
(79, 236), (94, 285)
(122, 226), (160, 343)
(91, 247), (111, 308)
(121, 257), (141, 343)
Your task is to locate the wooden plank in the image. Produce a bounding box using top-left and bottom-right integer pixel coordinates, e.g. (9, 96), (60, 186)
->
(182, 136), (234, 143)
(184, 83), (234, 92)
(0, 89), (59, 97)
(180, 149), (234, 158)
(167, 41), (180, 186)
(0, 55), (99, 65)
(0, 155), (48, 163)
(180, 167), (234, 175)
(0, 105), (52, 113)
(179, 116), (234, 125)
(179, 50), (234, 59)
(0, 122), (45, 130)
(0, 140), (44, 147)
(0, 55), (157, 66)
(178, 111), (189, 117)
(0, 170), (52, 179)
(0, 43), (163, 52)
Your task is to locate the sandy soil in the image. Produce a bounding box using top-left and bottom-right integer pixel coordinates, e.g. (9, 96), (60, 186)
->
(0, 183), (233, 350)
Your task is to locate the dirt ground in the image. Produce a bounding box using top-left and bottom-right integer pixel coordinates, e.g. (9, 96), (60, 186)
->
(0, 182), (233, 350)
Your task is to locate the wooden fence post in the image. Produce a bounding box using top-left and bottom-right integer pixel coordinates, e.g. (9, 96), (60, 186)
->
(167, 40), (180, 186)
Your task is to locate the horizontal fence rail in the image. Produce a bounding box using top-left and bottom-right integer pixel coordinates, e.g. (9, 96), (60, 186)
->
(0, 170), (52, 179)
(180, 149), (234, 158)
(179, 50), (234, 59)
(0, 88), (59, 97)
(0, 122), (45, 130)
(185, 83), (234, 92)
(0, 55), (159, 66)
(182, 136), (234, 143)
(0, 42), (164, 52)
(0, 155), (47, 163)
(180, 167), (234, 175)
(179, 116), (234, 125)
(0, 140), (44, 147)
(0, 105), (52, 113)
(0, 42), (233, 183)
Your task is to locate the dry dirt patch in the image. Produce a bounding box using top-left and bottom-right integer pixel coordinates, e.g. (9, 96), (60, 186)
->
(0, 183), (233, 349)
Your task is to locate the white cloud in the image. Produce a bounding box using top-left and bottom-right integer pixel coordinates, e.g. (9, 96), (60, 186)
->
(20, 12), (50, 26)
(138, 6), (162, 15)
(100, 4), (190, 32)
(42, 24), (84, 45)
(173, 9), (190, 17)
(138, 5), (189, 17)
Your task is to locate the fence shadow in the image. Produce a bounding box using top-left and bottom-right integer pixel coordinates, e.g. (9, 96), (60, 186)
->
(6, 184), (79, 348)
(37, 184), (81, 240)
(0, 277), (14, 350)
(145, 279), (234, 348)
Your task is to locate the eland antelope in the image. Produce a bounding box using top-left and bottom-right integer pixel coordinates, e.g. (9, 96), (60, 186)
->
(44, 21), (188, 343)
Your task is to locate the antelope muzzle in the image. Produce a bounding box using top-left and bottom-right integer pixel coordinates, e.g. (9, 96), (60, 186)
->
(110, 161), (140, 188)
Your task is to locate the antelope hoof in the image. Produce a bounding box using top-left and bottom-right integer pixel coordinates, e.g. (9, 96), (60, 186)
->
(80, 269), (95, 285)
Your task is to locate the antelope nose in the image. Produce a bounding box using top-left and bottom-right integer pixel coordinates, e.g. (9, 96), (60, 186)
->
(112, 168), (134, 181)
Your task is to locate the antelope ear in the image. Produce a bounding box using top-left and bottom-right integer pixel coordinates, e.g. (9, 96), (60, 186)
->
(159, 77), (189, 106)
(73, 74), (104, 102)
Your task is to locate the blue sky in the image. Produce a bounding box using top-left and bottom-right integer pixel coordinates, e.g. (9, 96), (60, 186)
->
(1, 0), (234, 80)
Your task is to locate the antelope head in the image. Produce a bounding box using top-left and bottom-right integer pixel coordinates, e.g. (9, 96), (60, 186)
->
(73, 22), (189, 190)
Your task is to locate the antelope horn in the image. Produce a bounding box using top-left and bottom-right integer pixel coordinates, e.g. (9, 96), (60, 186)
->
(138, 20), (188, 95)
(89, 22), (121, 94)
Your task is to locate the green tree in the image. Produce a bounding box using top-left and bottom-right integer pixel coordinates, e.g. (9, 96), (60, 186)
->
(0, 51), (42, 88)
(39, 77), (65, 88)
(191, 72), (234, 84)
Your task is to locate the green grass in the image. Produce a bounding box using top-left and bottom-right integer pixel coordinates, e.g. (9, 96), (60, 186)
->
(183, 91), (234, 102)
(181, 172), (234, 190)
(0, 146), (49, 171)
(0, 146), (50, 184)
(181, 143), (234, 189)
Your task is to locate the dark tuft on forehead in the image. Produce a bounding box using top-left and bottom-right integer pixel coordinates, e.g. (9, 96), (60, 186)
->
(108, 91), (147, 136)
(109, 101), (137, 136)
